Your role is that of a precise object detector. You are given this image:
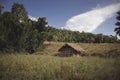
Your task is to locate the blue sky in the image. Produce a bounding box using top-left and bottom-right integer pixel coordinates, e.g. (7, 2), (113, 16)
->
(0, 0), (119, 35)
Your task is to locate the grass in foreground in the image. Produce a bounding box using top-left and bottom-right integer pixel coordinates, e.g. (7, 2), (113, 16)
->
(0, 54), (120, 80)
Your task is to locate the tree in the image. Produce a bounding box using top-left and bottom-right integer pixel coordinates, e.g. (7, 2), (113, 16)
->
(36, 17), (48, 32)
(115, 11), (120, 37)
(0, 3), (4, 14)
(24, 17), (48, 53)
(0, 11), (23, 51)
(11, 3), (28, 22)
(24, 29), (40, 53)
(95, 34), (103, 43)
(0, 2), (50, 53)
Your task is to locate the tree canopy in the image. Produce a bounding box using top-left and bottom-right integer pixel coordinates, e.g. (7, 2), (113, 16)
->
(115, 11), (120, 37)
(0, 3), (47, 53)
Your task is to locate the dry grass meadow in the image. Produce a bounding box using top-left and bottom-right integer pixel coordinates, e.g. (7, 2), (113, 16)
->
(0, 42), (120, 80)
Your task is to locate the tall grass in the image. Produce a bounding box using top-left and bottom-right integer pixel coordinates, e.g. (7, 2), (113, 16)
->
(0, 54), (120, 80)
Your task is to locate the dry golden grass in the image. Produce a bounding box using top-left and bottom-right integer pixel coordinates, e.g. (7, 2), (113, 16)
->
(36, 42), (120, 56)
(0, 54), (120, 80)
(79, 43), (120, 55)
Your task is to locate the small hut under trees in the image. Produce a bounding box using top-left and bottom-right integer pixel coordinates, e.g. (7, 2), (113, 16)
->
(58, 43), (85, 57)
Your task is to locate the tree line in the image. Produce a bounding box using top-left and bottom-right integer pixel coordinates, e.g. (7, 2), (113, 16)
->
(44, 26), (120, 43)
(0, 3), (120, 53)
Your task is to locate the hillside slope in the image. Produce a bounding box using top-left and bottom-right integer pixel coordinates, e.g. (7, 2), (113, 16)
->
(35, 42), (120, 57)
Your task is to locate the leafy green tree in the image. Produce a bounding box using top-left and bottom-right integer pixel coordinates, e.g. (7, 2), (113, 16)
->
(36, 17), (47, 32)
(109, 35), (117, 43)
(0, 3), (4, 14)
(45, 26), (53, 41)
(0, 3), (48, 53)
(95, 34), (103, 43)
(11, 3), (28, 23)
(0, 12), (23, 51)
(24, 29), (40, 53)
(24, 17), (48, 53)
(115, 11), (120, 37)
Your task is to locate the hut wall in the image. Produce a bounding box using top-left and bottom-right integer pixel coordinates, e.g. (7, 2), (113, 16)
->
(59, 46), (80, 56)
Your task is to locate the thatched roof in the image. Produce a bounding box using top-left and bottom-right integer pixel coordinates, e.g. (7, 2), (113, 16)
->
(59, 43), (85, 52)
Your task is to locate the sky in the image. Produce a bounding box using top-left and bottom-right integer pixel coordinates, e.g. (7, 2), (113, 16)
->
(0, 0), (120, 36)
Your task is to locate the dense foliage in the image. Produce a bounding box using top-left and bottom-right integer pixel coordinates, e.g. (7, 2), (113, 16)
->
(115, 10), (120, 37)
(44, 26), (119, 43)
(0, 3), (47, 53)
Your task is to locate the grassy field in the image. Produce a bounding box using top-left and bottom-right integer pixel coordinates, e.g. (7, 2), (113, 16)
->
(0, 42), (120, 80)
(37, 42), (120, 56)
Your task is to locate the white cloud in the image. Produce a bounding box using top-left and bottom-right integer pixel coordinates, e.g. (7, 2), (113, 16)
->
(28, 15), (38, 21)
(117, 35), (120, 39)
(63, 3), (120, 32)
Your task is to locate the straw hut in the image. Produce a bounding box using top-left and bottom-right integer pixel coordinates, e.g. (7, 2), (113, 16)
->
(58, 43), (85, 57)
